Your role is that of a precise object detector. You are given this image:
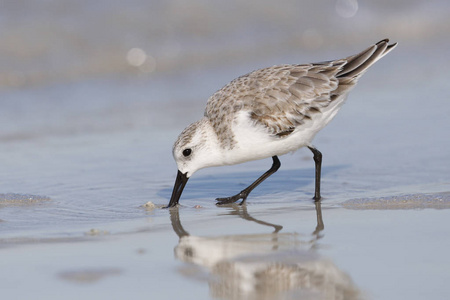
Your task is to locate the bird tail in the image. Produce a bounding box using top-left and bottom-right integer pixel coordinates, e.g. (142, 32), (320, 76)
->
(337, 39), (397, 80)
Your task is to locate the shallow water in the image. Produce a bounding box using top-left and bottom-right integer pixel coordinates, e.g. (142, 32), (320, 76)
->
(1, 1), (450, 299)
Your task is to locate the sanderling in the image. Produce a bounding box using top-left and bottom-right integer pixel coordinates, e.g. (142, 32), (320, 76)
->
(168, 39), (397, 207)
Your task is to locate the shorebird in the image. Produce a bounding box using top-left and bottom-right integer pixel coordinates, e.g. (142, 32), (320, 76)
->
(167, 39), (397, 207)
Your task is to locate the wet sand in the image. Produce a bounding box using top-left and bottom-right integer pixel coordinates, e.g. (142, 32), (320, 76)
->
(1, 1), (450, 299)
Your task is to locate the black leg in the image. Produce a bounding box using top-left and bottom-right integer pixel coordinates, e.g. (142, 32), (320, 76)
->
(216, 156), (281, 205)
(308, 146), (322, 201)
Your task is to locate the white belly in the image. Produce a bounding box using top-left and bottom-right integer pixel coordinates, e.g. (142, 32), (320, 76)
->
(223, 103), (344, 165)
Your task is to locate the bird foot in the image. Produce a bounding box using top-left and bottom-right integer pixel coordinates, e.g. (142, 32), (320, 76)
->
(216, 192), (247, 206)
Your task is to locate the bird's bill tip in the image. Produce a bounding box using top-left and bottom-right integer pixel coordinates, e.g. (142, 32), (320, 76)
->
(167, 170), (189, 208)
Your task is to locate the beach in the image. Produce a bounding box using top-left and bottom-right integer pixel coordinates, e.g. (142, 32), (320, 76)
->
(1, 1), (449, 299)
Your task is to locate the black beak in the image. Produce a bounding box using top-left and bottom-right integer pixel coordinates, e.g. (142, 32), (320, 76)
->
(167, 170), (189, 208)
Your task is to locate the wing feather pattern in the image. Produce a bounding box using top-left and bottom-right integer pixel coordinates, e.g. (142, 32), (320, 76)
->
(205, 39), (397, 148)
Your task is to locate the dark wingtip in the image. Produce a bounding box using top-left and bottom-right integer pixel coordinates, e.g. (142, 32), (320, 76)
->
(337, 38), (397, 79)
(377, 38), (398, 52)
(376, 38), (390, 44)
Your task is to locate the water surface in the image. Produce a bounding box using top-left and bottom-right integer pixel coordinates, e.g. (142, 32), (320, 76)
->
(1, 1), (450, 299)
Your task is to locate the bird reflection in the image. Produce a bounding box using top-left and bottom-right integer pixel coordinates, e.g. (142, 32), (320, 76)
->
(170, 203), (361, 300)
(220, 205), (283, 233)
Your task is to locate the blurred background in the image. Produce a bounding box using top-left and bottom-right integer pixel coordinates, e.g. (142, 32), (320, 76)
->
(1, 0), (448, 86)
(1, 0), (449, 140)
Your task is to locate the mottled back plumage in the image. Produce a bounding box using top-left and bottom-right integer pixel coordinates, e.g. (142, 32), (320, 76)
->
(205, 39), (396, 149)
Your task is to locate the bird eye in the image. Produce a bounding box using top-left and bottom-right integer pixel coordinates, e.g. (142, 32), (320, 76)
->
(182, 148), (192, 157)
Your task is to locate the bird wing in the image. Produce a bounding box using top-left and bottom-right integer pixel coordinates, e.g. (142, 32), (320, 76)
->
(205, 39), (397, 145)
(205, 61), (344, 140)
